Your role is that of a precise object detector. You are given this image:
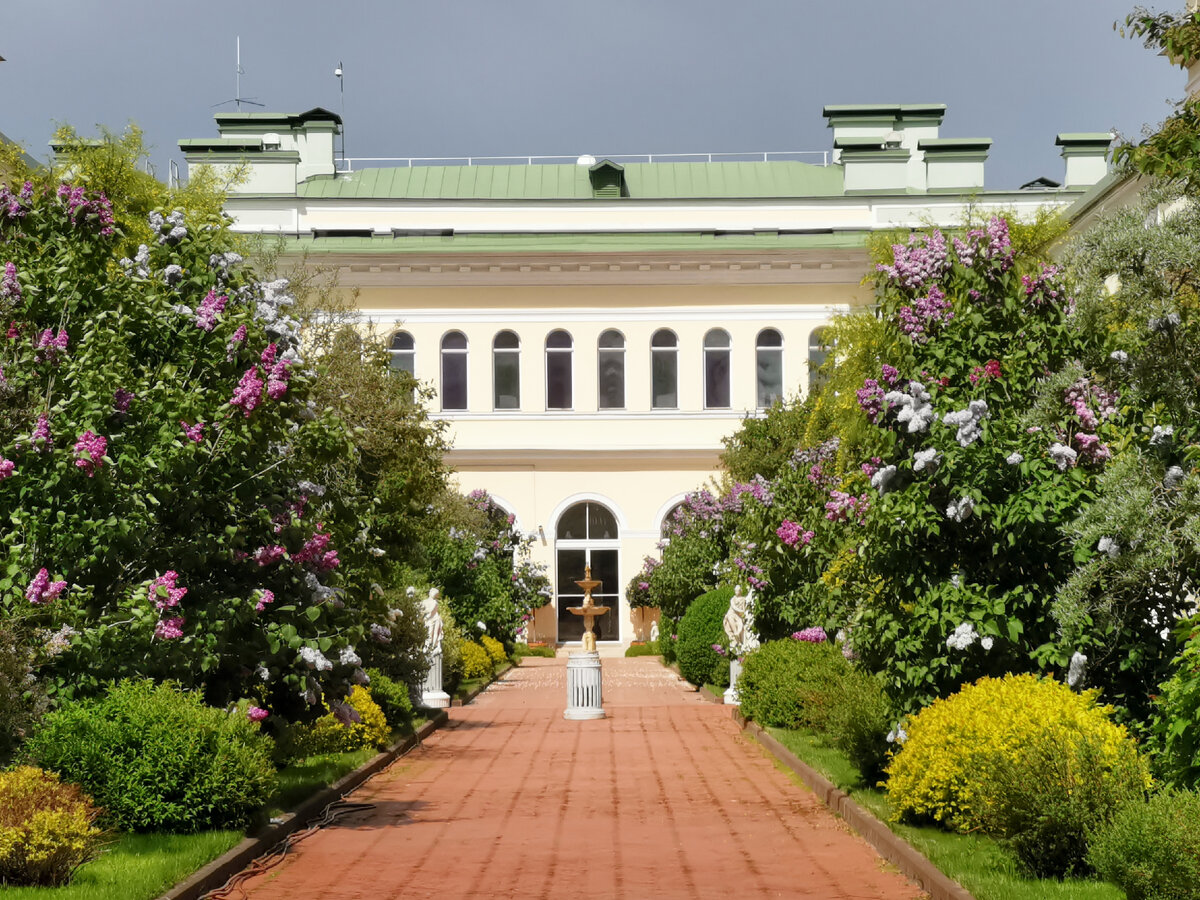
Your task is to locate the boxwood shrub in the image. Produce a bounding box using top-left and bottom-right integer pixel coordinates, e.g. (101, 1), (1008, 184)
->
(1089, 789), (1200, 899)
(737, 638), (849, 731)
(26, 679), (276, 833)
(676, 586), (733, 688)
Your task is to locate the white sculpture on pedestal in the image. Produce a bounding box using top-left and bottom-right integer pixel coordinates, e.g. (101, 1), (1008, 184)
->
(420, 588), (450, 709)
(723, 586), (758, 705)
(649, 619), (660, 643)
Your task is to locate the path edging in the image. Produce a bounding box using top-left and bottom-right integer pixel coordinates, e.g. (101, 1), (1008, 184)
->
(734, 712), (975, 900)
(453, 661), (512, 706)
(157, 710), (449, 900)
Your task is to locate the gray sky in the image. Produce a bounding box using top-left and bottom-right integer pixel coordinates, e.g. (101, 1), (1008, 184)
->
(1, 0), (1188, 189)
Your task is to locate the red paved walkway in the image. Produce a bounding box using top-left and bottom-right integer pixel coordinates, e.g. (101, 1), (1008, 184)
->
(238, 658), (925, 899)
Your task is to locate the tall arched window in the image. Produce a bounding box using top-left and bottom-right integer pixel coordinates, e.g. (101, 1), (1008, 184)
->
(651, 329), (678, 409)
(808, 327), (830, 395)
(388, 331), (415, 376)
(440, 331), (468, 411)
(555, 500), (620, 643)
(545, 330), (573, 410)
(492, 330), (520, 410)
(756, 328), (784, 408)
(704, 329), (731, 409)
(598, 329), (625, 410)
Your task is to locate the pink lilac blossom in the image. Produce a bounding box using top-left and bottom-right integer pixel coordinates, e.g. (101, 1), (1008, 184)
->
(0, 182), (32, 219)
(226, 324), (247, 361)
(150, 570), (187, 609)
(34, 328), (69, 363)
(266, 360), (291, 400)
(856, 378), (885, 423)
(5, 321), (18, 339)
(881, 364), (900, 386)
(969, 359), (1002, 384)
(254, 545), (287, 566)
(247, 706), (269, 722)
(897, 284), (954, 344)
(825, 490), (869, 524)
(154, 617), (185, 640)
(230, 367), (264, 417)
(1, 262), (20, 302)
(0, 457), (13, 480)
(72, 430), (107, 477)
(792, 627), (827, 643)
(26, 569), (67, 605)
(30, 414), (52, 451)
(260, 344), (277, 366)
(776, 519), (814, 548)
(1022, 263), (1068, 308)
(56, 184), (115, 236)
(180, 420), (204, 443)
(1074, 432), (1113, 465)
(255, 589), (275, 612)
(294, 529), (332, 566)
(194, 290), (228, 331)
(876, 229), (950, 290)
(861, 456), (883, 477)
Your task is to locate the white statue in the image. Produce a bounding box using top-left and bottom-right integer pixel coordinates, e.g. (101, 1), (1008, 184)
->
(422, 588), (444, 654)
(722, 586), (748, 651)
(649, 619), (660, 642)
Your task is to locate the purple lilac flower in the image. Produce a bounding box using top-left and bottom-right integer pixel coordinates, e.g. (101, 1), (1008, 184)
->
(26, 568), (68, 605)
(194, 290), (228, 331)
(113, 389), (134, 414)
(776, 519), (813, 548)
(56, 184), (115, 236)
(791, 627), (827, 643)
(880, 364), (900, 386)
(0, 456), (13, 480)
(856, 378), (885, 423)
(876, 229), (950, 290)
(150, 570), (188, 609)
(155, 616), (185, 640)
(72, 430), (107, 477)
(180, 420), (204, 443)
(34, 328), (70, 363)
(825, 490), (869, 524)
(247, 706), (269, 722)
(230, 367), (264, 417)
(711, 643), (727, 657)
(30, 413), (52, 451)
(266, 360), (291, 400)
(1, 262), (20, 302)
(254, 545), (287, 566)
(226, 324), (247, 361)
(897, 284), (953, 344)
(294, 529), (332, 567)
(255, 589), (275, 612)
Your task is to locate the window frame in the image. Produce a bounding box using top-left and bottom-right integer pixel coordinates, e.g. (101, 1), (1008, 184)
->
(597, 329), (626, 411)
(492, 330), (521, 411)
(755, 327), (784, 409)
(650, 328), (679, 410)
(545, 329), (574, 411)
(703, 328), (732, 410)
(440, 330), (469, 412)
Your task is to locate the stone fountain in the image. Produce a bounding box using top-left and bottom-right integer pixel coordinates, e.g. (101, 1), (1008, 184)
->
(563, 565), (608, 720)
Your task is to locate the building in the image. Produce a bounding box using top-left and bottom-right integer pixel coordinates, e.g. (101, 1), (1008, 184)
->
(179, 105), (1110, 651)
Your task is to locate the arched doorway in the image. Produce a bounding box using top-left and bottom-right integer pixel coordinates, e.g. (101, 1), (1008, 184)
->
(555, 500), (620, 643)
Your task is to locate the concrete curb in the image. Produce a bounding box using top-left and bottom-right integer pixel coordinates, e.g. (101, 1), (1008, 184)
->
(734, 712), (975, 900)
(158, 710), (450, 900)
(452, 661), (513, 707)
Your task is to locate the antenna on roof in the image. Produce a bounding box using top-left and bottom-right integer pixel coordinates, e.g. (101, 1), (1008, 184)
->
(212, 37), (265, 111)
(334, 60), (345, 162)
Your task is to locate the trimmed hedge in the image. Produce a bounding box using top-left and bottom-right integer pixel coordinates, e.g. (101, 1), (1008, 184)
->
(624, 642), (660, 657)
(1089, 789), (1200, 899)
(676, 586), (733, 688)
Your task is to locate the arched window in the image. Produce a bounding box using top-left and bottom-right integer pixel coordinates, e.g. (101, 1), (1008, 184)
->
(808, 327), (830, 395)
(545, 330), (573, 410)
(651, 329), (678, 409)
(492, 330), (520, 410)
(440, 331), (468, 411)
(704, 329), (731, 409)
(555, 500), (620, 643)
(598, 329), (625, 410)
(660, 501), (687, 539)
(756, 328), (784, 408)
(388, 331), (415, 376)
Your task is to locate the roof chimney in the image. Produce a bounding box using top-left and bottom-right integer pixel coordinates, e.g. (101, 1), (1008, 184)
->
(1055, 133), (1112, 188)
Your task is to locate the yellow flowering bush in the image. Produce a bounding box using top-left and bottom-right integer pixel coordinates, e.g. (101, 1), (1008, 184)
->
(461, 641), (494, 680)
(886, 674), (1149, 833)
(480, 635), (508, 667)
(0, 767), (103, 887)
(290, 686), (391, 756)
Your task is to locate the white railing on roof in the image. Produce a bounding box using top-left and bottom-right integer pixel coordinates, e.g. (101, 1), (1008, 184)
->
(333, 150), (830, 173)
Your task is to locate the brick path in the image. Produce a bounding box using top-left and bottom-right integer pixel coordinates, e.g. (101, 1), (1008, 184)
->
(238, 658), (925, 899)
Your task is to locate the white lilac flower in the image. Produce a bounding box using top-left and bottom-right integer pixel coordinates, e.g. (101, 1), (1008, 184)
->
(980, 636), (994, 651)
(1067, 651), (1088, 688)
(299, 646), (333, 671)
(886, 724), (908, 744)
(476, 621), (487, 632)
(1149, 312), (1181, 334)
(1098, 536), (1120, 558)
(1110, 350), (1129, 364)
(1006, 451), (1023, 465)
(946, 496), (975, 522)
(1104, 273), (1122, 296)
(951, 574), (961, 588)
(369, 547), (386, 557)
(1150, 425), (1174, 447)
(913, 448), (941, 473)
(339, 646), (361, 667)
(1048, 443), (1078, 471)
(171, 303), (194, 317)
(1165, 465), (1186, 489)
(44, 624), (77, 657)
(255, 665), (271, 682)
(406, 585), (417, 598)
(163, 264), (183, 285)
(296, 480), (326, 497)
(943, 400), (989, 447)
(871, 464), (898, 495)
(884, 381), (935, 433)
(946, 622), (979, 650)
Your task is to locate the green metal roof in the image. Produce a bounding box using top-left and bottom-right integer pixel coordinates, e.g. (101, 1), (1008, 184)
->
(294, 160), (845, 201)
(275, 229), (869, 255)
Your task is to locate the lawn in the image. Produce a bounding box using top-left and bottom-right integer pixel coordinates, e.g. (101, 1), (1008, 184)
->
(766, 727), (1125, 900)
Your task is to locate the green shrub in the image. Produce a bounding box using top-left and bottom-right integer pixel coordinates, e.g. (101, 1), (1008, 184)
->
(438, 596), (465, 692)
(624, 642), (660, 658)
(737, 639), (849, 732)
(480, 635), (508, 667)
(0, 766), (103, 886)
(1089, 789), (1200, 900)
(659, 619), (678, 664)
(288, 686), (391, 758)
(364, 669), (413, 730)
(1151, 618), (1200, 789)
(511, 643), (556, 659)
(25, 679), (276, 833)
(0, 624), (46, 762)
(825, 668), (892, 786)
(676, 586), (733, 688)
(460, 641), (493, 681)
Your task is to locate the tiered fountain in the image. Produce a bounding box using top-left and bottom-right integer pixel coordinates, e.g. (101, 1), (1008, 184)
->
(563, 566), (608, 720)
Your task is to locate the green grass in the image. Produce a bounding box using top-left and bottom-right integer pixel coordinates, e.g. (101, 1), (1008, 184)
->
(624, 642), (660, 658)
(768, 727), (1125, 900)
(269, 746), (378, 814)
(512, 642), (557, 659)
(0, 830), (243, 900)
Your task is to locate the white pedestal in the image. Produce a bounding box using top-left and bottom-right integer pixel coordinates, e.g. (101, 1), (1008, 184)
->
(421, 651), (450, 709)
(564, 651), (605, 720)
(724, 658), (742, 706)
